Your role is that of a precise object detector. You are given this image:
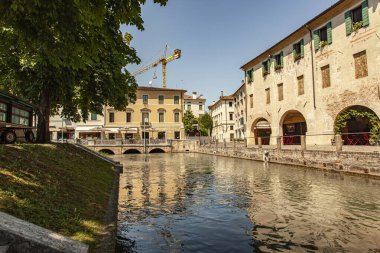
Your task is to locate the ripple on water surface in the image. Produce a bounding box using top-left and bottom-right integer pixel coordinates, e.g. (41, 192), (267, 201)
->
(115, 153), (380, 253)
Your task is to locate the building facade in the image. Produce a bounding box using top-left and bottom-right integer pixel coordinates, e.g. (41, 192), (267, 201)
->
(104, 86), (186, 140)
(209, 95), (235, 142)
(242, 0), (380, 146)
(232, 83), (247, 140)
(184, 92), (206, 118)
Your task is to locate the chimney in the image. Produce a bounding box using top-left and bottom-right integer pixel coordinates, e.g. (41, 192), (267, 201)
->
(192, 91), (197, 99)
(220, 91), (224, 99)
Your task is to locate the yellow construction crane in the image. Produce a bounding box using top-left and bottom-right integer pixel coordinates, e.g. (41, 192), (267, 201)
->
(131, 45), (181, 88)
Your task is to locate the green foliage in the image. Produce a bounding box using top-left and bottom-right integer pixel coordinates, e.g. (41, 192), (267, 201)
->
(334, 109), (380, 143)
(183, 110), (198, 134)
(0, 0), (168, 141)
(353, 21), (363, 32)
(199, 113), (213, 136)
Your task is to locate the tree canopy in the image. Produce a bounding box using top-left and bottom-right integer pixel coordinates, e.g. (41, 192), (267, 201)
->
(199, 113), (213, 136)
(183, 110), (198, 135)
(0, 0), (168, 142)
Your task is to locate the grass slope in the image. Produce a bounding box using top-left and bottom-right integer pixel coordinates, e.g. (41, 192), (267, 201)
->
(0, 143), (116, 249)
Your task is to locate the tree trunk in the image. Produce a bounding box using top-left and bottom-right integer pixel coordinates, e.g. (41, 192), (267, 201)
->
(36, 87), (51, 143)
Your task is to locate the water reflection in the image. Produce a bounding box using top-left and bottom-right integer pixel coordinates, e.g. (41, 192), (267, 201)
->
(116, 153), (380, 253)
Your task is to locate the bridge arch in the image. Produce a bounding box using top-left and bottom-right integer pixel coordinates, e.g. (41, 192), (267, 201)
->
(149, 148), (166, 153)
(99, 149), (115, 155)
(124, 149), (142, 154)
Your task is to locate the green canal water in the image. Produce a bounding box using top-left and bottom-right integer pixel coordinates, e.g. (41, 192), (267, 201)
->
(115, 153), (380, 253)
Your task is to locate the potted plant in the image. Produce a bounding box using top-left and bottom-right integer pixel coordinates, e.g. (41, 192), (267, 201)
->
(294, 53), (301, 61)
(320, 41), (328, 48)
(275, 64), (283, 71)
(353, 21), (363, 33)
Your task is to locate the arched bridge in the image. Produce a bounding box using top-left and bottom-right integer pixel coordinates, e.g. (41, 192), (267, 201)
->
(88, 144), (172, 155)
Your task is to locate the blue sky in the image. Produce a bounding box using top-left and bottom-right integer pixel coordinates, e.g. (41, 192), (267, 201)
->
(122, 0), (338, 106)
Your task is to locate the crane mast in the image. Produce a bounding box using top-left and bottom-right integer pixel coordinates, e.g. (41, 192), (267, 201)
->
(131, 45), (181, 88)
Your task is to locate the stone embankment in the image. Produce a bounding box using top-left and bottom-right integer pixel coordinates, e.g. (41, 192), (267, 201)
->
(198, 145), (380, 178)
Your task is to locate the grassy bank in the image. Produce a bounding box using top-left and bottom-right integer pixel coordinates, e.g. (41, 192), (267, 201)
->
(0, 143), (116, 249)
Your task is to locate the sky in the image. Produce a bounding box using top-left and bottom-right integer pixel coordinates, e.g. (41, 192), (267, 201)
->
(121, 0), (338, 107)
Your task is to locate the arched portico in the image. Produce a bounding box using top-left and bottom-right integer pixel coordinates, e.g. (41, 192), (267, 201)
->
(250, 117), (272, 145)
(279, 110), (307, 145)
(149, 148), (165, 153)
(98, 149), (115, 155)
(334, 105), (379, 145)
(124, 149), (142, 154)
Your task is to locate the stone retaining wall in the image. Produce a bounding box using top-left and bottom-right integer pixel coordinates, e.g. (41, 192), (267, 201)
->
(198, 145), (380, 178)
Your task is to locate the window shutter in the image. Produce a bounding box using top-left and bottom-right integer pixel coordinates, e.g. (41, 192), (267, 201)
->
(293, 44), (296, 61)
(280, 51), (284, 67)
(362, 0), (369, 27)
(313, 30), (320, 51)
(345, 11), (352, 36)
(251, 69), (254, 82)
(300, 39), (304, 58)
(262, 63), (265, 76)
(327, 22), (332, 44)
(267, 60), (270, 74)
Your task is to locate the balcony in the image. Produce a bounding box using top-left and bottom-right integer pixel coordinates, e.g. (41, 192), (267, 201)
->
(140, 121), (151, 128)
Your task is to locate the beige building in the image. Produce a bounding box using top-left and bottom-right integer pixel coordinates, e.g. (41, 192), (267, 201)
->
(209, 94), (235, 142)
(241, 0), (380, 146)
(184, 92), (206, 118)
(104, 86), (186, 140)
(232, 83), (247, 140)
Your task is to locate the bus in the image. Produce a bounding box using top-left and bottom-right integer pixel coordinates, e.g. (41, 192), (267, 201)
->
(0, 91), (35, 144)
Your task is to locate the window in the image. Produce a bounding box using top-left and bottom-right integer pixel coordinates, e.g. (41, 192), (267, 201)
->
(246, 68), (254, 83)
(0, 102), (6, 122)
(354, 51), (368, 79)
(314, 22), (332, 51)
(109, 133), (115, 139)
(142, 112), (149, 123)
(159, 112), (164, 123)
(265, 88), (270, 104)
(229, 102), (233, 107)
(297, 75), (304, 95)
(187, 104), (191, 110)
(229, 113), (233, 121)
(126, 112), (132, 122)
(321, 65), (331, 88)
(199, 104), (203, 110)
(262, 60), (270, 76)
(142, 95), (148, 104)
(174, 112), (180, 122)
(274, 52), (283, 70)
(278, 83), (284, 101)
(293, 39), (304, 61)
(230, 133), (234, 140)
(240, 117), (244, 125)
(345, 1), (369, 36)
(11, 107), (30, 126)
(158, 95), (164, 104)
(174, 96), (180, 104)
(109, 112), (114, 123)
(230, 125), (233, 130)
(249, 94), (253, 108)
(158, 132), (166, 140)
(174, 131), (180, 139)
(90, 113), (97, 121)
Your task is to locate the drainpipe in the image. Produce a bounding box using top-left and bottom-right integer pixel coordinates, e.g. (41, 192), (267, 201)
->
(306, 25), (317, 110)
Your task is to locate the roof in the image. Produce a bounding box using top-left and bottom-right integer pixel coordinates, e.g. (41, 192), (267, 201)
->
(184, 94), (206, 101)
(232, 83), (246, 97)
(240, 0), (349, 70)
(138, 86), (187, 92)
(208, 95), (234, 110)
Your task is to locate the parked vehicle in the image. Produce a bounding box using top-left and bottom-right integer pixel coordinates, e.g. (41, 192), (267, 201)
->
(0, 91), (35, 144)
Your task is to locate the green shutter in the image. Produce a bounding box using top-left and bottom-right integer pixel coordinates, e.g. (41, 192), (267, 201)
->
(313, 30), (320, 51)
(251, 69), (254, 82)
(327, 22), (332, 44)
(300, 39), (304, 58)
(267, 60), (270, 74)
(293, 44), (296, 61)
(362, 0), (369, 27)
(345, 11), (352, 36)
(262, 63), (265, 76)
(280, 51), (284, 67)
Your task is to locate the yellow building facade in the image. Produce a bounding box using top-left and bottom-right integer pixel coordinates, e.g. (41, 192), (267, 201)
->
(105, 86), (186, 141)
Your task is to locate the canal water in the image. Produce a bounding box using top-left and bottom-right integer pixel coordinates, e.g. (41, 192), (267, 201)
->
(115, 153), (380, 253)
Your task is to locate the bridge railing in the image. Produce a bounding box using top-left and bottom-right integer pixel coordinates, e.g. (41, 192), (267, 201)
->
(80, 138), (170, 146)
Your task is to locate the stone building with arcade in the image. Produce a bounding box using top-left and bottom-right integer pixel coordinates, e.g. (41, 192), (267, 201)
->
(241, 0), (380, 146)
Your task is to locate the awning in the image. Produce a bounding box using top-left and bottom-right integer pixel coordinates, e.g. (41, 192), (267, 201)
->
(49, 127), (59, 132)
(119, 127), (139, 134)
(76, 126), (102, 132)
(255, 121), (271, 129)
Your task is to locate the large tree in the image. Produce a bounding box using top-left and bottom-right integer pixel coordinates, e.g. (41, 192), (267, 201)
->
(199, 113), (213, 136)
(183, 110), (198, 136)
(0, 0), (167, 142)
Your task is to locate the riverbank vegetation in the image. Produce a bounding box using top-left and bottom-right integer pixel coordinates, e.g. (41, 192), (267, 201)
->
(0, 144), (116, 249)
